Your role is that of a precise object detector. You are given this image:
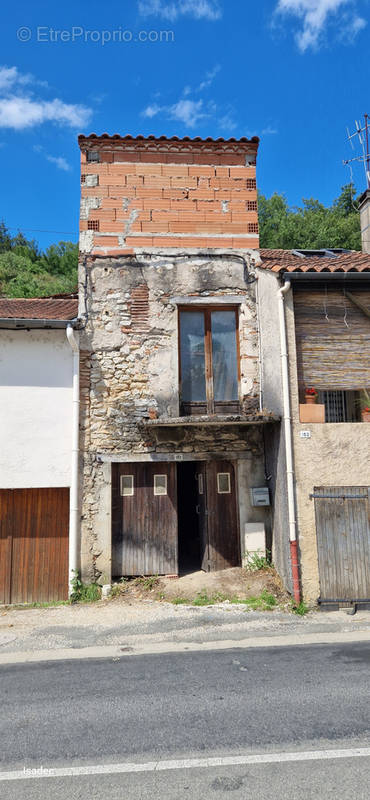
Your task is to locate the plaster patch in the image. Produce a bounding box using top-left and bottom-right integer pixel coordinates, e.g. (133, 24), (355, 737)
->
(85, 175), (99, 188)
(79, 231), (94, 253)
(80, 197), (101, 220)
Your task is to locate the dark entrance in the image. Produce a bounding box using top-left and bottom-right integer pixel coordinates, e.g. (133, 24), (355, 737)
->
(177, 462), (201, 574)
(177, 460), (241, 574)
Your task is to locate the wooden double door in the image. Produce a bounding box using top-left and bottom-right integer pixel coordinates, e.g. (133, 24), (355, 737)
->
(112, 460), (240, 576)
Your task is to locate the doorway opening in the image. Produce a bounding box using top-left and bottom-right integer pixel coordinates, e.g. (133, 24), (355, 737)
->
(177, 462), (201, 575)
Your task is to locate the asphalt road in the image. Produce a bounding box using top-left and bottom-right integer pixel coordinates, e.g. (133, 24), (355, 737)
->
(0, 641), (369, 798)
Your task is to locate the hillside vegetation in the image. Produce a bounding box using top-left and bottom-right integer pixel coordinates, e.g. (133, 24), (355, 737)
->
(0, 185), (361, 297)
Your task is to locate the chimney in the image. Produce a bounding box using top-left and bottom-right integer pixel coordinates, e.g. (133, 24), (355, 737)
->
(359, 189), (370, 254)
(78, 134), (259, 256)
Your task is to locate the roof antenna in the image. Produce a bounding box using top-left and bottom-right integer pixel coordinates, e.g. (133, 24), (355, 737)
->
(344, 114), (370, 191)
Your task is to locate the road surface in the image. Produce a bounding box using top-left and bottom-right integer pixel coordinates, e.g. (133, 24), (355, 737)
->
(0, 640), (369, 798)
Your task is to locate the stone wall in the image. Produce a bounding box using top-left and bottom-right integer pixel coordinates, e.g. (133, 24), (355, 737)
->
(78, 249), (271, 581)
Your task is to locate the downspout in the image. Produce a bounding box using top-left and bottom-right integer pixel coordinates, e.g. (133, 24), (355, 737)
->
(255, 273), (263, 411)
(277, 281), (300, 604)
(66, 325), (80, 596)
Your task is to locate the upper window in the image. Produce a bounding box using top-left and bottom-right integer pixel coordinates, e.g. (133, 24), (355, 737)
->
(179, 308), (239, 416)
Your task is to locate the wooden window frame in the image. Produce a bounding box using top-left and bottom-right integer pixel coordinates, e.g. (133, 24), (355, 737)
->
(154, 474), (168, 496)
(217, 472), (231, 494)
(120, 475), (134, 497)
(178, 306), (241, 417)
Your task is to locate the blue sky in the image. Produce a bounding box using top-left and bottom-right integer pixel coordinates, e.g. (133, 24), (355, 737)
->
(1, 0), (369, 250)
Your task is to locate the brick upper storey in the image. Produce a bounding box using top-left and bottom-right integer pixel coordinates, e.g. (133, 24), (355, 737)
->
(78, 134), (260, 256)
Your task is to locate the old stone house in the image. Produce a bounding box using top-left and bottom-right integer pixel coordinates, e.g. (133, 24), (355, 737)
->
(77, 133), (279, 587)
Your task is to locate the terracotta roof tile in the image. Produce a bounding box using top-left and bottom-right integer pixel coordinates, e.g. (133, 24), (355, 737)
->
(259, 249), (370, 273)
(0, 298), (78, 320)
(78, 133), (259, 145)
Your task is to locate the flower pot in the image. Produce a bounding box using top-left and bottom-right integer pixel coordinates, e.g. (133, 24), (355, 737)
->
(305, 395), (317, 405)
(361, 409), (370, 423)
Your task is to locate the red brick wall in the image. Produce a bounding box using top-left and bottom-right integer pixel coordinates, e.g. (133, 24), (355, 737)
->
(79, 137), (259, 255)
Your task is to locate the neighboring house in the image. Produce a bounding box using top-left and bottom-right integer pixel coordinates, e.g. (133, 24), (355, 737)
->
(77, 133), (278, 587)
(258, 248), (370, 607)
(0, 297), (79, 603)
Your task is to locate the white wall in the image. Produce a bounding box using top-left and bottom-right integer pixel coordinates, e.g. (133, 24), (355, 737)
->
(0, 330), (73, 488)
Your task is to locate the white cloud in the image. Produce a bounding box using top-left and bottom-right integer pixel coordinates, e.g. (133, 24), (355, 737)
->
(33, 145), (72, 171)
(45, 154), (72, 172)
(0, 96), (91, 130)
(183, 65), (220, 97)
(262, 125), (278, 135)
(138, 0), (222, 21)
(142, 65), (223, 128)
(143, 98), (207, 127)
(197, 64), (221, 91)
(0, 65), (92, 130)
(276, 0), (367, 51)
(0, 66), (48, 91)
(218, 112), (237, 133)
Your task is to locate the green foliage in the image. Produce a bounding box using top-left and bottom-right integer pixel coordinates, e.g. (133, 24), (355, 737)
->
(188, 588), (278, 609)
(134, 575), (160, 592)
(70, 570), (101, 603)
(0, 221), (78, 298)
(241, 590), (277, 611)
(192, 590), (228, 606)
(291, 599), (309, 616)
(244, 549), (272, 572)
(258, 183), (361, 251)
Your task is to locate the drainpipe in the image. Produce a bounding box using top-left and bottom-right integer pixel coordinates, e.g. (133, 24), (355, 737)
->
(66, 325), (80, 596)
(277, 281), (300, 604)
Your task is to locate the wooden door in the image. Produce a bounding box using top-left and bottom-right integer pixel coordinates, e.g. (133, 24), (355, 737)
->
(0, 488), (69, 604)
(112, 463), (178, 577)
(314, 486), (370, 601)
(196, 460), (240, 572)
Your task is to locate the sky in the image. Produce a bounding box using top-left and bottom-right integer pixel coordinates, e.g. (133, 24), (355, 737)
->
(1, 0), (369, 250)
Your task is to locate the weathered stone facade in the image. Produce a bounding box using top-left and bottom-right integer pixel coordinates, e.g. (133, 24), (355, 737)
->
(78, 249), (274, 582)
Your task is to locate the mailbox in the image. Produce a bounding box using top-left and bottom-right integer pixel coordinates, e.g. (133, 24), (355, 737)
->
(251, 487), (270, 507)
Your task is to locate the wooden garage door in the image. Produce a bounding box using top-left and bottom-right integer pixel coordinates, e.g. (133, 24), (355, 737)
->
(314, 486), (370, 602)
(0, 488), (69, 604)
(112, 463), (178, 577)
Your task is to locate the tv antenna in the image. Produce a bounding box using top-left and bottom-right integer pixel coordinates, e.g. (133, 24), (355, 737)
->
(344, 114), (370, 190)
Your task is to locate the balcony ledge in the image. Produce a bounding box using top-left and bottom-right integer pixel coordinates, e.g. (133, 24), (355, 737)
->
(143, 411), (280, 428)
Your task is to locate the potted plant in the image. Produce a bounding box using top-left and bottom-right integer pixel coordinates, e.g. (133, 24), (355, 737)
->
(305, 387), (318, 405)
(358, 390), (370, 422)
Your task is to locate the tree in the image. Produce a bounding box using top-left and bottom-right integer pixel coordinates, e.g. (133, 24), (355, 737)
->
(258, 184), (361, 251)
(0, 221), (78, 298)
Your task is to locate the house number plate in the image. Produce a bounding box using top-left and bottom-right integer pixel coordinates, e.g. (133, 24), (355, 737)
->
(300, 431), (311, 439)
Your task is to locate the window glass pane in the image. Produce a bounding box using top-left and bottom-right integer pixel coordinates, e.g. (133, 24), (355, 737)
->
(154, 475), (167, 496)
(120, 475), (134, 496)
(211, 312), (238, 402)
(180, 312), (206, 402)
(217, 473), (231, 494)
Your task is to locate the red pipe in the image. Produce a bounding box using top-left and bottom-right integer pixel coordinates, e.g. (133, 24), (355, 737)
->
(290, 540), (301, 604)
